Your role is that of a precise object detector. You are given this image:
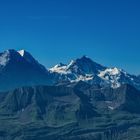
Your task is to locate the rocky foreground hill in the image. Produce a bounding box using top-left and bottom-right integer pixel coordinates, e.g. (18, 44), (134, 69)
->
(0, 83), (140, 140)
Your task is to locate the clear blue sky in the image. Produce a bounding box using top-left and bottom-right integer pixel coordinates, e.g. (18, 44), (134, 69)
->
(0, 0), (140, 75)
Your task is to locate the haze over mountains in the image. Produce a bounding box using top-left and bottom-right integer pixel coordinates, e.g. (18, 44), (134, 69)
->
(0, 49), (140, 140)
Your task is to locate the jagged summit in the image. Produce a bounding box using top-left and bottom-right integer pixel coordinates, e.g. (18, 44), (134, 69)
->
(77, 55), (95, 62)
(18, 49), (25, 57)
(53, 63), (66, 68)
(0, 49), (139, 91)
(50, 55), (140, 89)
(17, 49), (38, 64)
(0, 49), (50, 91)
(0, 49), (46, 69)
(67, 55), (106, 74)
(50, 55), (106, 74)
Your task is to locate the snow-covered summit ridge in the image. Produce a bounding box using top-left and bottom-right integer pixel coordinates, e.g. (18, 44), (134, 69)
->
(50, 63), (68, 74)
(0, 49), (38, 65)
(0, 49), (47, 73)
(17, 49), (47, 71)
(50, 56), (140, 89)
(50, 55), (106, 75)
(17, 50), (24, 56)
(0, 49), (139, 90)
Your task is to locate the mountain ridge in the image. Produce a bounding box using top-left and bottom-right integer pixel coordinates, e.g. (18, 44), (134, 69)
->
(0, 49), (140, 140)
(1, 83), (140, 139)
(0, 49), (52, 91)
(50, 55), (140, 90)
(0, 49), (139, 91)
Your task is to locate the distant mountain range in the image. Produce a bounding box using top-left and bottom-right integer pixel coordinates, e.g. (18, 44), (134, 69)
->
(50, 55), (140, 90)
(0, 49), (140, 140)
(0, 49), (139, 91)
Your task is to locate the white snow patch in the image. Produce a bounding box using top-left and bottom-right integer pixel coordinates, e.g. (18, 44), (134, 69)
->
(18, 50), (25, 57)
(99, 67), (120, 77)
(0, 51), (10, 66)
(108, 106), (115, 110)
(67, 60), (75, 68)
(98, 67), (121, 88)
(49, 59), (137, 89)
(131, 78), (134, 81)
(50, 64), (70, 74)
(72, 74), (93, 82)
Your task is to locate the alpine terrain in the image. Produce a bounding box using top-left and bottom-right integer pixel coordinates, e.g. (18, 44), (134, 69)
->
(0, 49), (140, 140)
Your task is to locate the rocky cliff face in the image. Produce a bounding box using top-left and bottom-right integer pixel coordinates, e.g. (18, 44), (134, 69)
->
(0, 84), (140, 140)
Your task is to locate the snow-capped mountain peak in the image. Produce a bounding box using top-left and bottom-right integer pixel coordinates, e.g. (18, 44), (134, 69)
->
(68, 56), (106, 74)
(49, 56), (108, 85)
(50, 56), (106, 76)
(17, 49), (44, 68)
(0, 49), (47, 73)
(0, 50), (139, 91)
(49, 56), (140, 90)
(18, 50), (25, 57)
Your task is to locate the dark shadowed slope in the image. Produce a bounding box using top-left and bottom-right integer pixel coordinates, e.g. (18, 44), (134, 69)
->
(0, 50), (53, 91)
(0, 84), (140, 139)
